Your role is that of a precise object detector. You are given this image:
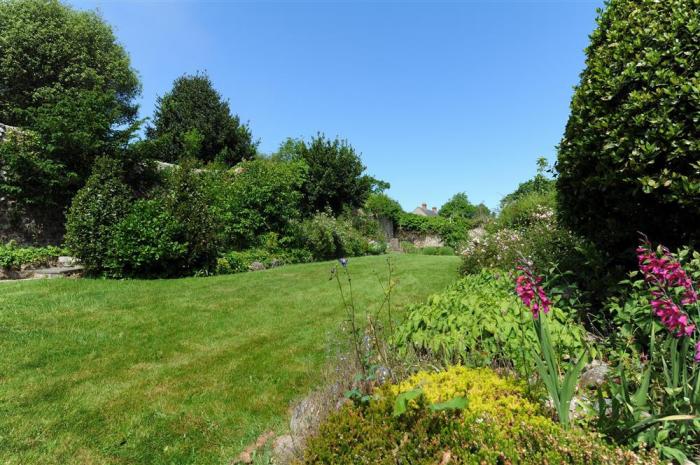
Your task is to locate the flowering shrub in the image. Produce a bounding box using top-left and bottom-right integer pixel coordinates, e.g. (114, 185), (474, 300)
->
(301, 366), (659, 465)
(460, 203), (595, 284)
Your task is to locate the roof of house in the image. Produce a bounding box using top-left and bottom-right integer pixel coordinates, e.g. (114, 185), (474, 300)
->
(412, 205), (439, 217)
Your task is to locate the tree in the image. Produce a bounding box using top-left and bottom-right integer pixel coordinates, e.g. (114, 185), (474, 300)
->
(0, 0), (141, 242)
(440, 193), (481, 221)
(556, 0), (700, 262)
(0, 0), (140, 161)
(277, 135), (382, 216)
(146, 72), (257, 165)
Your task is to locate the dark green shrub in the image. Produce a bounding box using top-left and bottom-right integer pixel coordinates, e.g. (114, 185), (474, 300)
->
(64, 157), (132, 273)
(500, 157), (555, 209)
(556, 0), (700, 265)
(394, 270), (586, 372)
(439, 192), (489, 221)
(462, 194), (605, 305)
(104, 200), (187, 278)
(302, 366), (658, 465)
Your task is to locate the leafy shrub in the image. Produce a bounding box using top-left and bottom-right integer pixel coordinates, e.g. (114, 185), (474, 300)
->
(366, 240), (387, 255)
(394, 270), (586, 373)
(499, 157), (555, 209)
(416, 246), (454, 256)
(64, 157), (132, 274)
(364, 192), (403, 223)
(104, 200), (187, 278)
(300, 212), (370, 260)
(162, 160), (221, 273)
(461, 200), (605, 304)
(302, 366), (658, 465)
(0, 242), (65, 269)
(556, 0), (700, 265)
(213, 158), (307, 249)
(439, 192), (490, 221)
(460, 227), (525, 274)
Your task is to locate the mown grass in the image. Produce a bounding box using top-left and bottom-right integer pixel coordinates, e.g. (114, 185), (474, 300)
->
(0, 254), (459, 465)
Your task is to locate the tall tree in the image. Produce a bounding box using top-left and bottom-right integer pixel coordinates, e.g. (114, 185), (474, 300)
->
(146, 72), (257, 165)
(440, 193), (480, 220)
(0, 0), (140, 161)
(277, 135), (381, 216)
(0, 0), (141, 243)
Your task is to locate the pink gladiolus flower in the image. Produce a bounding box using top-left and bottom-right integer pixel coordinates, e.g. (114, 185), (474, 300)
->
(637, 242), (698, 305)
(515, 263), (551, 318)
(637, 238), (698, 339)
(695, 341), (700, 363)
(650, 298), (695, 338)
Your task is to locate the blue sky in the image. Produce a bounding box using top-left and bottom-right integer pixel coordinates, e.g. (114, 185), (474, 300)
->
(72, 0), (604, 211)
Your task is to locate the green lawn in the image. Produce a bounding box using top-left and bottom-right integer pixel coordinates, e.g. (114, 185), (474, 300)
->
(0, 254), (459, 465)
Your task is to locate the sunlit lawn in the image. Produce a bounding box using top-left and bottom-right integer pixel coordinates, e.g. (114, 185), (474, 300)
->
(0, 254), (459, 465)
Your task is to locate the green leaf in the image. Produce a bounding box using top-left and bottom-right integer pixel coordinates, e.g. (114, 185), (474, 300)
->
(429, 397), (468, 412)
(393, 388), (423, 417)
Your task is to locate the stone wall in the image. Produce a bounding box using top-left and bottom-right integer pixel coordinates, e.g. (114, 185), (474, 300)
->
(396, 230), (445, 248)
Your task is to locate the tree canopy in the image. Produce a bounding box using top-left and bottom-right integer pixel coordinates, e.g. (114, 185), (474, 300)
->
(146, 72), (257, 165)
(276, 135), (382, 215)
(0, 0), (140, 154)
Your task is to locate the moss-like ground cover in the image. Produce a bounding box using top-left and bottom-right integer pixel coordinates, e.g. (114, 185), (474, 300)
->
(0, 254), (459, 465)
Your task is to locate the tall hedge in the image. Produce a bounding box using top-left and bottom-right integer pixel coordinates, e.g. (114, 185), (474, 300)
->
(556, 0), (700, 261)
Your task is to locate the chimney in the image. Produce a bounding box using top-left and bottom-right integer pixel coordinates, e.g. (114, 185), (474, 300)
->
(421, 203), (427, 209)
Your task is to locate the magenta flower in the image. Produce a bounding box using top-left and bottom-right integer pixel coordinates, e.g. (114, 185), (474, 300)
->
(637, 242), (698, 305)
(650, 298), (696, 338)
(515, 263), (551, 318)
(637, 239), (698, 341)
(696, 341), (700, 363)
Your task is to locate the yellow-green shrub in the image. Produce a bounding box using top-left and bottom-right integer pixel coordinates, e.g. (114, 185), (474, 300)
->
(301, 366), (659, 465)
